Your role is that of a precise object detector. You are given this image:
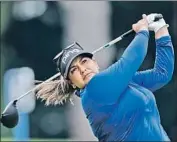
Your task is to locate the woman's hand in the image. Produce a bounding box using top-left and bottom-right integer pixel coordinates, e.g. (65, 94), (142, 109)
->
(132, 14), (149, 33)
(146, 13), (169, 39)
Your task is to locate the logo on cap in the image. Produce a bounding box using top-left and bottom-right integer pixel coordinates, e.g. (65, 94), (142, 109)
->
(62, 49), (80, 64)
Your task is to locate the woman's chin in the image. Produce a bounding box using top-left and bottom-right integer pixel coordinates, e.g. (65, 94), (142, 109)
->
(84, 73), (95, 84)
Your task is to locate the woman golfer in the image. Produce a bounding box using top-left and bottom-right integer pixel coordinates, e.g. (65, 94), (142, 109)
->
(37, 14), (174, 141)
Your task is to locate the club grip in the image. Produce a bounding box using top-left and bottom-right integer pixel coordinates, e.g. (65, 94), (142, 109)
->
(154, 14), (163, 22)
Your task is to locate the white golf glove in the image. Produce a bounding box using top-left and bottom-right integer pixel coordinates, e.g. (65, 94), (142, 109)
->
(145, 13), (169, 33)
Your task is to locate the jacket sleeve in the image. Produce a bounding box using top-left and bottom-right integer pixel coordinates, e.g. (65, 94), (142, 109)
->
(132, 36), (174, 92)
(87, 31), (149, 104)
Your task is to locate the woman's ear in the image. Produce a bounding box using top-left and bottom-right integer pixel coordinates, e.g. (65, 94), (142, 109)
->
(71, 84), (77, 89)
(68, 80), (77, 89)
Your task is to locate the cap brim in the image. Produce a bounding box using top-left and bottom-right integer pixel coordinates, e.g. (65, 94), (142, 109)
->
(64, 51), (93, 79)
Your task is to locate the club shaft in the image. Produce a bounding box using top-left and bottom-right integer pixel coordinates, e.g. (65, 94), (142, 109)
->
(16, 72), (61, 101)
(92, 29), (134, 54)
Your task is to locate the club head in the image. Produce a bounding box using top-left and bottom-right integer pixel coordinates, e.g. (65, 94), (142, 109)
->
(1, 100), (19, 128)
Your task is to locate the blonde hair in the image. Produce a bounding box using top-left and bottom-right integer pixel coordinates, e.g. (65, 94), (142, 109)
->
(36, 75), (75, 106)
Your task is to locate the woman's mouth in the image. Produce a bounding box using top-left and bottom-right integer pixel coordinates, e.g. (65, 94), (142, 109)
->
(84, 72), (93, 80)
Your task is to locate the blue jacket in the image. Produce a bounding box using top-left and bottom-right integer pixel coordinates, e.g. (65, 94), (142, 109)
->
(79, 31), (174, 141)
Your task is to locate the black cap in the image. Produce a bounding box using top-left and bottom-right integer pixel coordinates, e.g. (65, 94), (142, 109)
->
(53, 42), (93, 79)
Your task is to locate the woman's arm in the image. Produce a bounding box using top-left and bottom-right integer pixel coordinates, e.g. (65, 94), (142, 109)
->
(132, 27), (174, 92)
(88, 30), (149, 104)
(87, 15), (150, 104)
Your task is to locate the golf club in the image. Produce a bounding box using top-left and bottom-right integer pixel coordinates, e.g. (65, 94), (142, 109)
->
(0, 14), (163, 128)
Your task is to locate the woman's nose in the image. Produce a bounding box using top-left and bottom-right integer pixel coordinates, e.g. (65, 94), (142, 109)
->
(79, 65), (87, 74)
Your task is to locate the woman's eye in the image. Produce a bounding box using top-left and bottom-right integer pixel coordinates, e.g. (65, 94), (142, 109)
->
(71, 68), (77, 74)
(82, 59), (87, 64)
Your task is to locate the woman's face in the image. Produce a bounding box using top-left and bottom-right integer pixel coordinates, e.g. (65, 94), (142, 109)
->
(68, 55), (99, 89)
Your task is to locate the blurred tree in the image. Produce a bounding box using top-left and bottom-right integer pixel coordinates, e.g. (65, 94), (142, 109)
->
(3, 2), (64, 80)
(2, 1), (70, 139)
